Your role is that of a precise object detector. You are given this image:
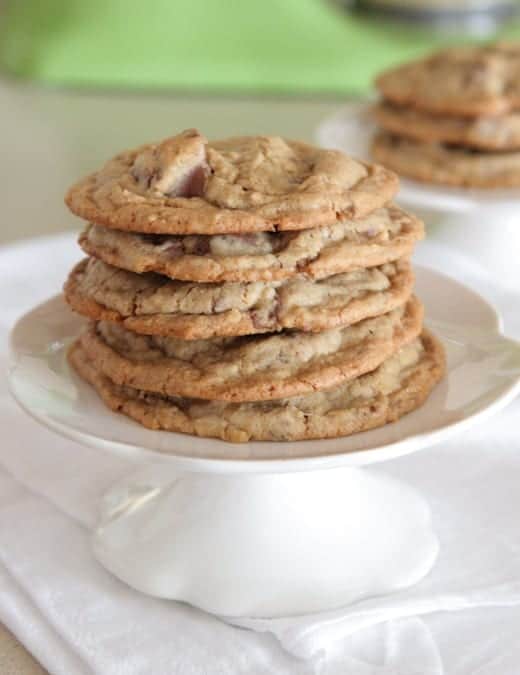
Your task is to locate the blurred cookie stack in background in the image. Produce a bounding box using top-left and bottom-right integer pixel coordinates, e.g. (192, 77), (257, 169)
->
(64, 129), (444, 443)
(372, 43), (520, 188)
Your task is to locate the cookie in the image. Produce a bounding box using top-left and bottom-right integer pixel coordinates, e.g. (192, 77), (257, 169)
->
(69, 331), (445, 443)
(77, 297), (423, 402)
(79, 205), (423, 283)
(376, 44), (520, 117)
(65, 129), (399, 235)
(372, 131), (520, 188)
(374, 101), (520, 151)
(65, 258), (414, 339)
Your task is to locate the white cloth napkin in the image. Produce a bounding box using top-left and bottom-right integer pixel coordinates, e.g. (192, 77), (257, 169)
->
(1, 232), (520, 674)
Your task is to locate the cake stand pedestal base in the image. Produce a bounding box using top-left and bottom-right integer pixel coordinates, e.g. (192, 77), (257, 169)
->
(12, 282), (520, 619)
(92, 465), (439, 618)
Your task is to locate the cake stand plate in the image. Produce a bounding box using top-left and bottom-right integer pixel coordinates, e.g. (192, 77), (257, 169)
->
(316, 103), (520, 291)
(8, 267), (520, 618)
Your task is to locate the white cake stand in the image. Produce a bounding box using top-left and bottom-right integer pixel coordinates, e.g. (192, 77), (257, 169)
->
(8, 267), (520, 619)
(316, 103), (520, 291)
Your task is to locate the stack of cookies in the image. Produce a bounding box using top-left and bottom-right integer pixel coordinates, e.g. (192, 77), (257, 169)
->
(372, 43), (520, 188)
(64, 129), (444, 443)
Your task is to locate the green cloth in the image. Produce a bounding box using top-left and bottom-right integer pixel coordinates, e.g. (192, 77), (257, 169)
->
(1, 0), (519, 95)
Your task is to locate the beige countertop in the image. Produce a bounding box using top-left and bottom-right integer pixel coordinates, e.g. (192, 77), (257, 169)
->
(0, 75), (346, 674)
